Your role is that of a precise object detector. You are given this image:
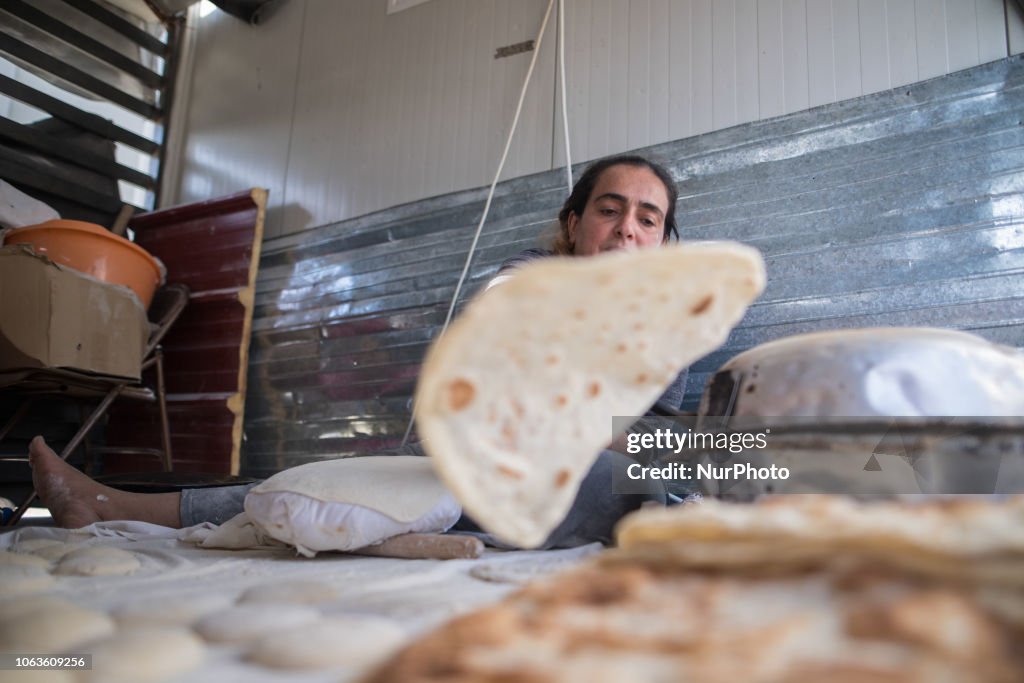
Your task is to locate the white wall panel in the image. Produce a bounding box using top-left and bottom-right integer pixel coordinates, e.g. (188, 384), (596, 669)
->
(691, 0), (714, 133)
(978, 0), (1009, 61)
(170, 0), (1019, 237)
(175, 0), (304, 240)
(712, 0), (738, 129)
(650, 0), (672, 145)
(806, 0), (835, 107)
(781, 0), (810, 113)
(736, 0), (760, 123)
(887, 0), (920, 87)
(858, 0), (890, 94)
(668, 0), (694, 139)
(833, 0), (863, 101)
(915, 0), (949, 80)
(947, 0), (981, 70)
(757, 0), (785, 118)
(607, 0), (630, 153)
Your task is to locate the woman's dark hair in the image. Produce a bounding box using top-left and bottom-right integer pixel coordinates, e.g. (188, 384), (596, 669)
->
(551, 155), (679, 255)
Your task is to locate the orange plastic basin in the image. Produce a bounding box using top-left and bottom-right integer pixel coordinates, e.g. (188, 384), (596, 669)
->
(4, 219), (163, 308)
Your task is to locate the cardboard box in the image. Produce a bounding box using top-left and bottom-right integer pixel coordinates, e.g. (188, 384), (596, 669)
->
(0, 246), (147, 380)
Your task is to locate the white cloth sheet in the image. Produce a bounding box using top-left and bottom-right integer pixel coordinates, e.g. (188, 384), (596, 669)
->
(0, 521), (600, 682)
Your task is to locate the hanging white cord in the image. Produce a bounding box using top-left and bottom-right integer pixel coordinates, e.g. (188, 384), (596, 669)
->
(558, 0), (572, 190)
(401, 0), (558, 446)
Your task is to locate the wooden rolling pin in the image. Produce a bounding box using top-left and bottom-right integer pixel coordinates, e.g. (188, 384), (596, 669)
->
(352, 533), (484, 560)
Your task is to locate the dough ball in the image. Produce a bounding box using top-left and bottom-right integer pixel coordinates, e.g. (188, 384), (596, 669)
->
(0, 595), (73, 618)
(247, 616), (407, 670)
(469, 550), (599, 585)
(0, 598), (115, 653)
(54, 547), (140, 577)
(80, 626), (205, 683)
(112, 593), (235, 628)
(238, 579), (338, 605)
(0, 564), (55, 598)
(13, 539), (81, 562)
(12, 538), (65, 553)
(5, 670), (74, 683)
(0, 549), (51, 569)
(194, 604), (320, 643)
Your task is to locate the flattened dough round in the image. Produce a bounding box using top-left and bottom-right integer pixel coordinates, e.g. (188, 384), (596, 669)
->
(112, 593), (234, 627)
(0, 598), (115, 652)
(81, 627), (205, 683)
(247, 616), (406, 670)
(0, 549), (51, 569)
(194, 604), (320, 643)
(238, 579), (338, 605)
(416, 243), (766, 547)
(14, 539), (82, 562)
(54, 546), (140, 576)
(0, 564), (55, 598)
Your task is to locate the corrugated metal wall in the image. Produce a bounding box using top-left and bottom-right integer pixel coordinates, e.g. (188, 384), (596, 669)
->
(169, 0), (1022, 239)
(242, 55), (1024, 477)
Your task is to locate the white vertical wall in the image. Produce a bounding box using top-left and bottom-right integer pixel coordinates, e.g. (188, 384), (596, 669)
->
(170, 0), (1024, 238)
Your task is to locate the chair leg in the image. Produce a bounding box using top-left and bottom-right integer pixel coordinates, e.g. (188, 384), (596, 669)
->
(5, 384), (125, 527)
(155, 350), (173, 472)
(0, 397), (35, 442)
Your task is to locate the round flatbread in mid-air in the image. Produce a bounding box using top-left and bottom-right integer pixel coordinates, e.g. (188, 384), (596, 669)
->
(415, 242), (766, 548)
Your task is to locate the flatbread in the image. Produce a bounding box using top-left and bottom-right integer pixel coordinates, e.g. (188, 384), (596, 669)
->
(612, 495), (1024, 585)
(364, 496), (1024, 683)
(363, 563), (1023, 683)
(415, 243), (765, 547)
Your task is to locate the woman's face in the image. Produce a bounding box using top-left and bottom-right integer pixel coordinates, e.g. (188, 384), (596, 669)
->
(567, 165), (670, 256)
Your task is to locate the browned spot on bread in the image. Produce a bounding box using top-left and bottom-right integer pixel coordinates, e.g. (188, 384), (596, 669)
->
(447, 379), (476, 411)
(497, 464), (524, 480)
(555, 469), (571, 488)
(588, 381), (601, 397)
(637, 341), (647, 351)
(573, 309), (586, 320)
(690, 295), (714, 315)
(545, 355), (560, 365)
(845, 590), (1004, 659)
(635, 373), (648, 384)
(555, 395), (568, 408)
(633, 322), (645, 331)
(510, 400), (525, 418)
(616, 343), (628, 353)
(501, 423), (518, 446)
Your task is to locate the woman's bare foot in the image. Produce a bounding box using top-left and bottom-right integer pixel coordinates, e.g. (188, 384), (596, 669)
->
(28, 436), (182, 529)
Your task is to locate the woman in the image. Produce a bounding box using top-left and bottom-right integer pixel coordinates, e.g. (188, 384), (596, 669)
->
(28, 154), (685, 547)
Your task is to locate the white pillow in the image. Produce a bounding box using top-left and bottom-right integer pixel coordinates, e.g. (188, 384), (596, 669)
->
(243, 456), (461, 557)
